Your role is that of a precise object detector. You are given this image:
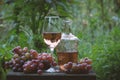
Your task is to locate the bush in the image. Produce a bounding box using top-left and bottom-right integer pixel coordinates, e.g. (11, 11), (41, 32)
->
(91, 27), (120, 80)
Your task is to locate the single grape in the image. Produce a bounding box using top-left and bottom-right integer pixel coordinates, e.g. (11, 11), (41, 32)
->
(26, 61), (32, 65)
(23, 64), (27, 68)
(15, 63), (20, 68)
(86, 64), (92, 71)
(85, 59), (92, 64)
(68, 62), (73, 68)
(51, 61), (57, 66)
(4, 62), (10, 69)
(71, 63), (79, 72)
(32, 59), (39, 64)
(82, 63), (87, 68)
(21, 56), (27, 61)
(20, 60), (25, 65)
(38, 63), (44, 69)
(12, 46), (21, 54)
(14, 58), (20, 63)
(23, 47), (28, 53)
(18, 68), (23, 72)
(41, 53), (48, 56)
(12, 67), (17, 72)
(37, 69), (42, 75)
(30, 64), (37, 71)
(25, 52), (31, 59)
(23, 68), (29, 73)
(13, 54), (19, 59)
(30, 49), (34, 53)
(30, 50), (38, 58)
(30, 50), (38, 57)
(79, 63), (85, 70)
(42, 56), (47, 60)
(64, 63), (72, 70)
(46, 55), (53, 62)
(37, 55), (42, 61)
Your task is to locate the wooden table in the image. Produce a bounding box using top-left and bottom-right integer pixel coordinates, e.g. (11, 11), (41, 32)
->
(7, 71), (96, 80)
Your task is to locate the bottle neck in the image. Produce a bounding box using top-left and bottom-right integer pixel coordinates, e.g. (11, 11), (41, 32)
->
(63, 20), (71, 34)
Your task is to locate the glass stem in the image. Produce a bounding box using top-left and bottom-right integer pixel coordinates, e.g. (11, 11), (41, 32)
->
(50, 47), (54, 56)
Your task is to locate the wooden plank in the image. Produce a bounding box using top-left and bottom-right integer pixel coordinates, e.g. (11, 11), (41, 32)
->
(7, 71), (96, 80)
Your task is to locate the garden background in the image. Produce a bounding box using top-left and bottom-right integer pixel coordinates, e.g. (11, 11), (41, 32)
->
(0, 0), (120, 80)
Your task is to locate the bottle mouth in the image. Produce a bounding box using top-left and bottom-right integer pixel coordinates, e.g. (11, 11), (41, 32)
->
(63, 20), (72, 25)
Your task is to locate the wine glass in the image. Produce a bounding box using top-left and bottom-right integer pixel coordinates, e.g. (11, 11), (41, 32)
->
(43, 16), (62, 55)
(42, 16), (62, 72)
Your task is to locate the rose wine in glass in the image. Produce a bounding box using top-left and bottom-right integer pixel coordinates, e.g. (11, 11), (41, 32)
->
(43, 32), (61, 54)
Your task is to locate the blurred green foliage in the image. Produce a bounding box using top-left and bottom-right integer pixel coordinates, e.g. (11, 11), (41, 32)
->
(70, 0), (120, 80)
(0, 0), (120, 80)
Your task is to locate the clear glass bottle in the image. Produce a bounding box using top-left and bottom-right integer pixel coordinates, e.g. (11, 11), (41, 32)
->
(56, 20), (79, 69)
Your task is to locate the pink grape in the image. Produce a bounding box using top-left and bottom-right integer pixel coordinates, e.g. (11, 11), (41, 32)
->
(23, 47), (28, 53)
(37, 69), (42, 75)
(38, 63), (44, 69)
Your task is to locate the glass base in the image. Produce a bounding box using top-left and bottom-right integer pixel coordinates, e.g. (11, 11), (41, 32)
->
(45, 66), (60, 73)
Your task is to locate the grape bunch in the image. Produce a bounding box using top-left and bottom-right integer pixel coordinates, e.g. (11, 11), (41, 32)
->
(23, 53), (57, 74)
(4, 46), (31, 72)
(4, 46), (57, 75)
(63, 57), (92, 74)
